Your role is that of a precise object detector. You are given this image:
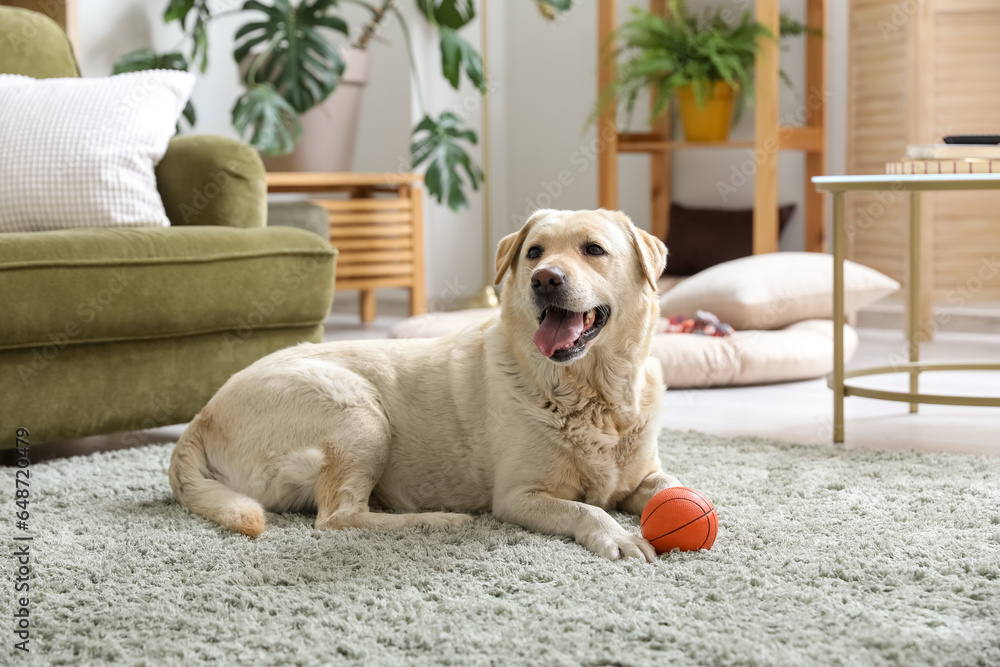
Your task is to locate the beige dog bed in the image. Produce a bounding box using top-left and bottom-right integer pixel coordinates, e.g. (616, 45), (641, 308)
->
(388, 309), (858, 388)
(651, 318), (858, 388)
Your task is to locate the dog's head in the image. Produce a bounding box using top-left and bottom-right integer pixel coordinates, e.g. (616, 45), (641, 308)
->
(494, 209), (666, 365)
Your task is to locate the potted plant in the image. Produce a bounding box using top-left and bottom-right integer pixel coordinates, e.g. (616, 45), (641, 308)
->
(595, 0), (812, 142)
(112, 0), (571, 211)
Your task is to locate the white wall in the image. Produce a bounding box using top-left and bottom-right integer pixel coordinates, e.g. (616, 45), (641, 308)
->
(77, 0), (848, 306)
(78, 0), (243, 140)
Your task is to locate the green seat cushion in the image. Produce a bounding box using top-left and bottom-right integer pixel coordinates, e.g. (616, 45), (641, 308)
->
(0, 226), (336, 351)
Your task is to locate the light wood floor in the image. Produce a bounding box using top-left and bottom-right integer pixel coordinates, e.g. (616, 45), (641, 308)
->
(12, 298), (999, 465)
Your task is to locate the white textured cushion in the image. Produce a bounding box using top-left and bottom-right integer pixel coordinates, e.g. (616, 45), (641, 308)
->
(652, 319), (859, 388)
(659, 252), (900, 330)
(0, 70), (195, 232)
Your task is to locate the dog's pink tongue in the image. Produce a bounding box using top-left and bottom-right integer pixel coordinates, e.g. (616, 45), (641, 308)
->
(533, 308), (586, 357)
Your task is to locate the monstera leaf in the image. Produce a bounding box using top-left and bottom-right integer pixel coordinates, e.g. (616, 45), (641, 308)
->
(163, 0), (211, 72)
(111, 49), (196, 126)
(112, 48), (188, 74)
(416, 0), (475, 29)
(231, 83), (302, 156)
(414, 1), (482, 92)
(410, 112), (483, 210)
(233, 0), (349, 114)
(439, 27), (485, 92)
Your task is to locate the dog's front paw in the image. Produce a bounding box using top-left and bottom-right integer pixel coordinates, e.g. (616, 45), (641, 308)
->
(583, 528), (656, 562)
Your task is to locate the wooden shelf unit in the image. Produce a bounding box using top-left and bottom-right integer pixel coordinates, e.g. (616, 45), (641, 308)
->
(266, 172), (427, 323)
(597, 0), (828, 254)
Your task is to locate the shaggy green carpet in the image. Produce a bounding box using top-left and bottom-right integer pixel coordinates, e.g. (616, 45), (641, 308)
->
(4, 431), (999, 666)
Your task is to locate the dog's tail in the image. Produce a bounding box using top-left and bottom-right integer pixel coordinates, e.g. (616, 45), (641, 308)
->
(168, 414), (266, 538)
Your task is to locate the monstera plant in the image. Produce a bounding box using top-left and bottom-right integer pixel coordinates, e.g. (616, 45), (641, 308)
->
(113, 0), (571, 211)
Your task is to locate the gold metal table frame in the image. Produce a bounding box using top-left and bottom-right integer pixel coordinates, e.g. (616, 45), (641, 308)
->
(813, 174), (1000, 443)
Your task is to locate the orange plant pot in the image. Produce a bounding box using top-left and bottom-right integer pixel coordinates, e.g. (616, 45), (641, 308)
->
(675, 81), (736, 142)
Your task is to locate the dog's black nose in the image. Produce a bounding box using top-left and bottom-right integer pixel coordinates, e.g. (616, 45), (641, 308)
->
(531, 267), (566, 295)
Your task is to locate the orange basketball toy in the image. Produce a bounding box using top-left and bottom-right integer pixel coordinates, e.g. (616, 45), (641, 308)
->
(640, 487), (717, 553)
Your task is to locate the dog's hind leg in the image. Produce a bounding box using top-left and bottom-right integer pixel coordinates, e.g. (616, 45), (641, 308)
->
(313, 404), (472, 531)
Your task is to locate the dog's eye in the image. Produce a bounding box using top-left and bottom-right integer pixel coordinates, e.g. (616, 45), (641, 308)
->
(585, 243), (605, 256)
(526, 246), (542, 260)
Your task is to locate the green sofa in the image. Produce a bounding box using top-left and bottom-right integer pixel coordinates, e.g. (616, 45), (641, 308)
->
(0, 6), (337, 444)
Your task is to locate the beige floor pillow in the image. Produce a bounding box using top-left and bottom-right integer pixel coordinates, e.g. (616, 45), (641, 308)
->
(659, 252), (899, 330)
(653, 319), (858, 388)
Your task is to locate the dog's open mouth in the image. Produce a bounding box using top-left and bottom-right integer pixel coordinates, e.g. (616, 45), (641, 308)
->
(533, 305), (610, 361)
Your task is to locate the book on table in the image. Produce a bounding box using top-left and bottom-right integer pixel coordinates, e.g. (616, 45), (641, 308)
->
(887, 158), (1000, 174)
(906, 143), (1000, 160)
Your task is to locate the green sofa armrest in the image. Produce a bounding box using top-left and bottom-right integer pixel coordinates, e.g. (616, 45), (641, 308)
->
(0, 7), (80, 79)
(156, 135), (267, 229)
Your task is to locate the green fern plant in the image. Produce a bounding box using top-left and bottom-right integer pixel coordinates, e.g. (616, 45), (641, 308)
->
(595, 0), (813, 129)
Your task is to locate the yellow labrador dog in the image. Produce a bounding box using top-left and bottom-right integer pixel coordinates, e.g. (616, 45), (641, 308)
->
(170, 209), (681, 561)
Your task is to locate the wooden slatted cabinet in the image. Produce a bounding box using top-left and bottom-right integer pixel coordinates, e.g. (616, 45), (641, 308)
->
(267, 173), (427, 323)
(847, 0), (1000, 331)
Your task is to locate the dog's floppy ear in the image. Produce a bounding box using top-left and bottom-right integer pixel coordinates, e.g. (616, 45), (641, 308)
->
(610, 210), (667, 291)
(494, 210), (551, 286)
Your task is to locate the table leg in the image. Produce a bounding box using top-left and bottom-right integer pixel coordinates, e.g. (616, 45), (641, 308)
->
(360, 289), (377, 323)
(907, 192), (921, 413)
(832, 191), (846, 443)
